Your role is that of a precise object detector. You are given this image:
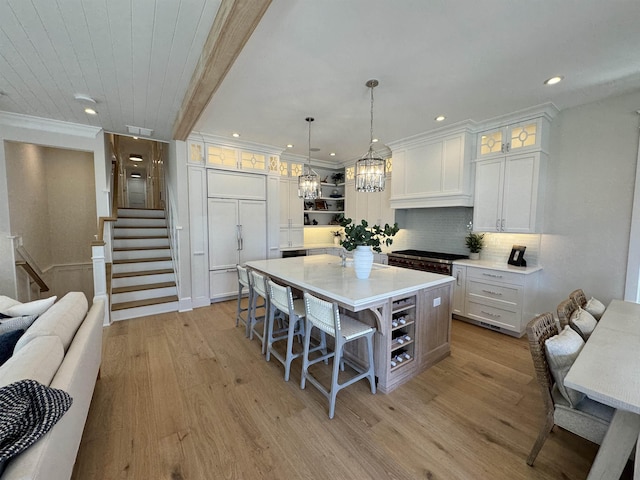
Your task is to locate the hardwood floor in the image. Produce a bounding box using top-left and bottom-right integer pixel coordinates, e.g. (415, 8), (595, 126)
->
(73, 301), (607, 479)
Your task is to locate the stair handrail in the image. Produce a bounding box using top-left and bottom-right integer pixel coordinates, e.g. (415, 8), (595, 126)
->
(15, 245), (49, 293)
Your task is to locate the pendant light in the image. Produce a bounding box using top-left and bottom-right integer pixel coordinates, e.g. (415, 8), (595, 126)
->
(298, 117), (321, 199)
(355, 79), (386, 192)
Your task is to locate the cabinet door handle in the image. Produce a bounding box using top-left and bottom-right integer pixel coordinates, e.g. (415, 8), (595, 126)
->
(496, 219), (501, 231)
(481, 310), (501, 318)
(482, 272), (503, 278)
(501, 143), (505, 153)
(506, 142), (510, 152)
(238, 225), (244, 250)
(501, 219), (505, 231)
(456, 271), (461, 286)
(236, 225), (241, 251)
(482, 289), (502, 296)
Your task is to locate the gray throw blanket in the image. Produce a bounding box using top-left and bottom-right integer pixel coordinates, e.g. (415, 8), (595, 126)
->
(0, 379), (72, 462)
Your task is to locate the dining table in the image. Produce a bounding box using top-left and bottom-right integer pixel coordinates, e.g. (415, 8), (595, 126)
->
(564, 299), (640, 479)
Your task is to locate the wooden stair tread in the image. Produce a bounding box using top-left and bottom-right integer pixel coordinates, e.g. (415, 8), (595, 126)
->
(113, 256), (171, 264)
(114, 225), (167, 229)
(112, 295), (178, 311)
(112, 281), (176, 294)
(112, 268), (174, 278)
(113, 235), (168, 240)
(113, 246), (170, 251)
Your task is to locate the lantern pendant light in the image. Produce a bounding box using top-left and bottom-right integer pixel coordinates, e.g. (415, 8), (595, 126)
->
(298, 116), (321, 199)
(355, 79), (386, 192)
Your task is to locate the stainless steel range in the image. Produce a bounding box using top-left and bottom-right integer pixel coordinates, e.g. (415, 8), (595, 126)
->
(387, 250), (469, 275)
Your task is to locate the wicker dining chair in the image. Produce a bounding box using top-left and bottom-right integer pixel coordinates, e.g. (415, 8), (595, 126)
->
(525, 313), (613, 466)
(569, 289), (587, 309)
(556, 298), (578, 329)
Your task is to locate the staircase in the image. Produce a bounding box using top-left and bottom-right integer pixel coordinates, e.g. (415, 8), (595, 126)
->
(111, 208), (179, 321)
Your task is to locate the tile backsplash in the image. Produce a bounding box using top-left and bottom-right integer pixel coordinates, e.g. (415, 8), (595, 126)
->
(391, 207), (541, 266)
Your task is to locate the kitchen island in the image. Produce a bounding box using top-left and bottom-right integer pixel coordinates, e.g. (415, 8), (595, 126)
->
(245, 254), (454, 393)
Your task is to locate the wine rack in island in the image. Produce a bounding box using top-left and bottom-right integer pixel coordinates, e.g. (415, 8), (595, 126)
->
(390, 296), (416, 370)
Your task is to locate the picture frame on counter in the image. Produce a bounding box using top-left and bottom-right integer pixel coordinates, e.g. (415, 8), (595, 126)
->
(508, 245), (527, 267)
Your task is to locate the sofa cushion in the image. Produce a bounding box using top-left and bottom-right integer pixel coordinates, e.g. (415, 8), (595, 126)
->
(2, 296), (56, 317)
(0, 315), (39, 335)
(0, 297), (21, 315)
(0, 336), (64, 388)
(545, 326), (586, 407)
(585, 297), (606, 320)
(13, 292), (88, 354)
(0, 330), (25, 366)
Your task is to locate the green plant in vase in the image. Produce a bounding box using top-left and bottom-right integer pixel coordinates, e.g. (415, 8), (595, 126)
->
(339, 217), (399, 279)
(465, 232), (485, 259)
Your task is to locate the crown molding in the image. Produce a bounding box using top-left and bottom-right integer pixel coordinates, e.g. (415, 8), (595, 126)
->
(0, 111), (102, 138)
(189, 131), (285, 156)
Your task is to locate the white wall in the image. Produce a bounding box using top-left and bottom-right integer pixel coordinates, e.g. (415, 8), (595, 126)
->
(0, 113), (107, 298)
(537, 90), (640, 312)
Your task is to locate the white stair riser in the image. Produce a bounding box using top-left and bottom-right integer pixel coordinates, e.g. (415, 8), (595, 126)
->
(112, 260), (173, 274)
(115, 218), (167, 228)
(118, 209), (165, 219)
(112, 286), (177, 303)
(111, 301), (179, 322)
(113, 249), (171, 261)
(113, 227), (168, 237)
(112, 273), (176, 288)
(113, 238), (169, 249)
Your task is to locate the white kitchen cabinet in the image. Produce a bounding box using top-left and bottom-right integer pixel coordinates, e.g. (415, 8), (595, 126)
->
(460, 265), (540, 337)
(388, 128), (474, 208)
(473, 151), (546, 233)
(476, 117), (550, 159)
(187, 139), (205, 164)
(207, 198), (266, 300)
(451, 264), (466, 316)
(279, 178), (304, 248)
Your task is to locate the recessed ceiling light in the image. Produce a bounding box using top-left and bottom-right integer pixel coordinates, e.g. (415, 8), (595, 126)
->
(544, 75), (564, 85)
(286, 144), (293, 148)
(130, 172), (142, 178)
(435, 115), (446, 122)
(330, 152), (336, 156)
(84, 107), (97, 115)
(232, 132), (240, 138)
(372, 138), (379, 143)
(129, 154), (143, 162)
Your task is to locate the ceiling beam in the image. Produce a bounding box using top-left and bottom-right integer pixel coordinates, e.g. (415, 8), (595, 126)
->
(172, 0), (271, 141)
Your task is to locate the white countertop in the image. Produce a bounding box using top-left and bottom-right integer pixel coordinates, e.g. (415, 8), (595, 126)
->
(245, 254), (453, 311)
(453, 259), (542, 274)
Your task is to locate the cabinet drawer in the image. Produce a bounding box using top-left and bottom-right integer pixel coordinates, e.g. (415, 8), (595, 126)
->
(467, 279), (520, 306)
(466, 300), (520, 331)
(466, 267), (525, 286)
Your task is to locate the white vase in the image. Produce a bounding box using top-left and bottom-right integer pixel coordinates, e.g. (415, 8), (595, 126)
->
(333, 236), (341, 246)
(469, 252), (480, 260)
(353, 245), (374, 279)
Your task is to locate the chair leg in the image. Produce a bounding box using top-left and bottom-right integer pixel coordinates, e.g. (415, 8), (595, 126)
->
(300, 320), (313, 390)
(328, 338), (343, 419)
(283, 317), (299, 382)
(527, 413), (554, 466)
(265, 305), (275, 361)
(366, 333), (376, 394)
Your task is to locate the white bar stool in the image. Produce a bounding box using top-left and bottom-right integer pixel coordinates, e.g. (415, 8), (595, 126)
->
(301, 291), (376, 419)
(265, 280), (307, 381)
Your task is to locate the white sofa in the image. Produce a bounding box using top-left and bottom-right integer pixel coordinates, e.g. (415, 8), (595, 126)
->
(0, 292), (104, 480)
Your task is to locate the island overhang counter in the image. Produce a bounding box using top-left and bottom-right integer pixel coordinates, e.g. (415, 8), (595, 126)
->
(245, 254), (454, 393)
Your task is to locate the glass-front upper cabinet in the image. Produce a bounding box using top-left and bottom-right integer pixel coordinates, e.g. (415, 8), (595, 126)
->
(477, 118), (543, 158)
(205, 144), (269, 172)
